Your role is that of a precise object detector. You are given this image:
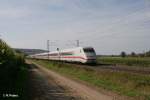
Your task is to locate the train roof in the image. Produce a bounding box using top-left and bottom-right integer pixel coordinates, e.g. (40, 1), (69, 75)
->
(29, 47), (94, 56)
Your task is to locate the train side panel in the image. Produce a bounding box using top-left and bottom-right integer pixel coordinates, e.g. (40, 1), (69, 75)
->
(29, 47), (97, 64)
(59, 47), (86, 63)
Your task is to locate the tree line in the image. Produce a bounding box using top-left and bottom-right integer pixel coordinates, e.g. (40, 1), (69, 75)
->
(120, 51), (150, 57)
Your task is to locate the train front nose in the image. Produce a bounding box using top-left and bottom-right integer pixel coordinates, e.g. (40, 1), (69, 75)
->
(85, 55), (97, 63)
(83, 47), (97, 63)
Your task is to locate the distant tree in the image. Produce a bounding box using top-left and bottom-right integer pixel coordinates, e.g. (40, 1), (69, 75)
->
(131, 52), (136, 57)
(139, 53), (144, 57)
(15, 49), (22, 53)
(145, 51), (150, 57)
(111, 55), (114, 57)
(121, 51), (126, 57)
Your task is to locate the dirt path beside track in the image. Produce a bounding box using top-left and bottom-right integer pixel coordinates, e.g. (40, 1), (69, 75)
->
(27, 63), (82, 100)
(27, 61), (115, 100)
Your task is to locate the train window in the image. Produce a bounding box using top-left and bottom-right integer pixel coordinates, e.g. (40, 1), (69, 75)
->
(60, 52), (73, 56)
(83, 48), (95, 53)
(49, 53), (58, 56)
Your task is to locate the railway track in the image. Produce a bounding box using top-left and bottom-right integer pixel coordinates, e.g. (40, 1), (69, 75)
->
(31, 59), (150, 75)
(64, 62), (150, 75)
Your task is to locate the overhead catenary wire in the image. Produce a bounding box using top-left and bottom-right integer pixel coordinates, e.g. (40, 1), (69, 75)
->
(76, 8), (148, 42)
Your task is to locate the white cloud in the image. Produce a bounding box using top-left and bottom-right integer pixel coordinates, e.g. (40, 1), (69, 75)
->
(0, 8), (31, 19)
(1, 0), (150, 54)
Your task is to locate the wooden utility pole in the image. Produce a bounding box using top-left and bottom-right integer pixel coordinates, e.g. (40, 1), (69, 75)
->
(47, 40), (50, 59)
(76, 40), (79, 47)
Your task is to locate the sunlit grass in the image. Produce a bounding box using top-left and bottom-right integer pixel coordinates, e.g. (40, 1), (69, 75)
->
(32, 59), (150, 100)
(98, 57), (150, 67)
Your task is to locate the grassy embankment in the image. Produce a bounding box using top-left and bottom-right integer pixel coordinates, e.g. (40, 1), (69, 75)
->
(0, 39), (28, 100)
(32, 59), (150, 100)
(98, 57), (150, 67)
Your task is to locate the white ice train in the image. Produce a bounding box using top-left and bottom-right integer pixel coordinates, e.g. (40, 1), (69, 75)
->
(29, 47), (97, 64)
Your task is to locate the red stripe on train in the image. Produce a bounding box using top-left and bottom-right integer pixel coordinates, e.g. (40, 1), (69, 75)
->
(48, 56), (96, 60)
(61, 56), (96, 60)
(62, 56), (86, 60)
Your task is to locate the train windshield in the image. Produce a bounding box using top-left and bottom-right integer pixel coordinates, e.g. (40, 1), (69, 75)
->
(83, 48), (95, 53)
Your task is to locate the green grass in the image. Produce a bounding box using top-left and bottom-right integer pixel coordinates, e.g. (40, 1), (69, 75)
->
(32, 59), (150, 100)
(98, 57), (150, 67)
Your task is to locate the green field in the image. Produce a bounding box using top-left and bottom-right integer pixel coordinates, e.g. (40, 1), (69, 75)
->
(32, 59), (150, 100)
(98, 57), (150, 67)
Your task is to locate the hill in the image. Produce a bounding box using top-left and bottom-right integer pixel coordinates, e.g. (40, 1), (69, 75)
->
(14, 48), (47, 55)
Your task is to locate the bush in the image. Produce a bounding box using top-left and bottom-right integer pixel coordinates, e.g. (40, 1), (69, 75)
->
(0, 39), (26, 99)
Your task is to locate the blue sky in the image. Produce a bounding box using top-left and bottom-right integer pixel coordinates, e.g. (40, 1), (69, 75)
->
(0, 0), (150, 54)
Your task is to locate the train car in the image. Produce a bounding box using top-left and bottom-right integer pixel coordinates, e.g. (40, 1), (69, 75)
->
(29, 47), (97, 64)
